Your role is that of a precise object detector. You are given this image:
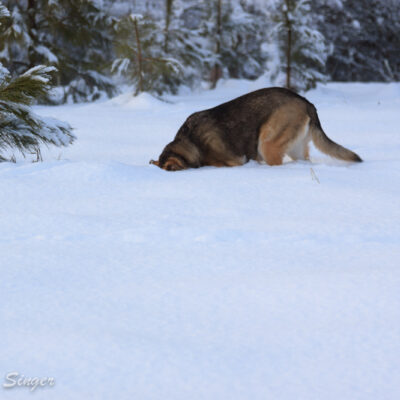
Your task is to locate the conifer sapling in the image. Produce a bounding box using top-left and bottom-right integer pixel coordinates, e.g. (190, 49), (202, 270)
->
(0, 64), (75, 161)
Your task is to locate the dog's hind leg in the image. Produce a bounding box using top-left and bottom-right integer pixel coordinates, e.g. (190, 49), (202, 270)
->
(257, 123), (287, 166)
(286, 119), (311, 161)
(258, 104), (310, 165)
(258, 140), (285, 166)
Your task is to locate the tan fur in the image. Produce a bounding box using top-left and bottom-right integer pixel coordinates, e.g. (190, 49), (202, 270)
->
(225, 157), (246, 167)
(259, 141), (285, 165)
(162, 156), (186, 171)
(303, 143), (310, 160)
(200, 129), (246, 167)
(201, 130), (227, 153)
(204, 156), (245, 167)
(258, 102), (310, 165)
(310, 125), (361, 162)
(173, 139), (201, 166)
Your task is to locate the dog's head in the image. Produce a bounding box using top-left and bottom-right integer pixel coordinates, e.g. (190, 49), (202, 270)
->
(150, 115), (202, 171)
(149, 140), (190, 171)
(149, 155), (187, 171)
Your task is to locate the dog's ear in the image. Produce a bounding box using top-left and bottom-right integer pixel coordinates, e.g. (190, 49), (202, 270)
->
(149, 159), (160, 166)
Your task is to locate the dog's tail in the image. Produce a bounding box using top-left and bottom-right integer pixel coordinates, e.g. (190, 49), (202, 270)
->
(308, 105), (362, 163)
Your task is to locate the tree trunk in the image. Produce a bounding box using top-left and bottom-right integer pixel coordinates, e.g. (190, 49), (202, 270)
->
(286, 25), (292, 89)
(27, 0), (37, 68)
(164, 0), (173, 53)
(284, 0), (292, 89)
(210, 0), (223, 89)
(134, 18), (144, 95)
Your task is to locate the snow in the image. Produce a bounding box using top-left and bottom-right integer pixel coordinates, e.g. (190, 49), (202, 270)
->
(352, 19), (361, 29)
(0, 3), (10, 18)
(1, 80), (400, 399)
(35, 45), (58, 64)
(20, 65), (57, 83)
(130, 13), (143, 21)
(111, 58), (131, 76)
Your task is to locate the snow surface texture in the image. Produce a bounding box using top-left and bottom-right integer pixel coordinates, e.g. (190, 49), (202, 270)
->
(1, 80), (400, 400)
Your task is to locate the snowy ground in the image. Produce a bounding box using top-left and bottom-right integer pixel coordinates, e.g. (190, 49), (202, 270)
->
(1, 80), (400, 399)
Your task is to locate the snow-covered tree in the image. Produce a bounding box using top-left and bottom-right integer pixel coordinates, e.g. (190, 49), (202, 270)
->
(0, 0), (398, 100)
(112, 13), (181, 96)
(160, 0), (214, 92)
(224, 1), (270, 81)
(205, 0), (269, 88)
(0, 3), (72, 160)
(0, 63), (74, 161)
(312, 0), (400, 82)
(274, 0), (328, 91)
(112, 0), (216, 95)
(40, 0), (116, 102)
(0, 1), (31, 75)
(0, 0), (117, 103)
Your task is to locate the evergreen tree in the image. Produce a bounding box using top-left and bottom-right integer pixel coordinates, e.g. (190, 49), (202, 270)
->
(274, 0), (328, 91)
(0, 0), (73, 161)
(44, 0), (116, 102)
(0, 64), (75, 161)
(160, 0), (213, 92)
(112, 13), (180, 96)
(176, 0), (219, 87)
(0, 1), (30, 75)
(0, 0), (117, 103)
(313, 0), (400, 82)
(203, 0), (269, 88)
(223, 1), (269, 81)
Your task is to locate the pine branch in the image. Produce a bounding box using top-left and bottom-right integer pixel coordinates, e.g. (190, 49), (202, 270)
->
(0, 64), (75, 160)
(0, 65), (56, 104)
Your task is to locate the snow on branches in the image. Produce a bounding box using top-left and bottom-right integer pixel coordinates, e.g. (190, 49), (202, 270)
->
(0, 64), (75, 160)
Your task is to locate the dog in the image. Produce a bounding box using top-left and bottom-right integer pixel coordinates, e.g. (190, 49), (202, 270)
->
(150, 87), (362, 171)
